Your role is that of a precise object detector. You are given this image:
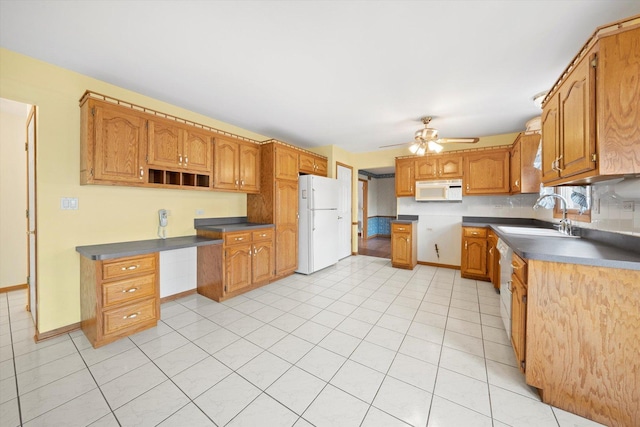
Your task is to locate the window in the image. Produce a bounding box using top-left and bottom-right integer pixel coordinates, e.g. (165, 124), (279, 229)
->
(554, 186), (591, 222)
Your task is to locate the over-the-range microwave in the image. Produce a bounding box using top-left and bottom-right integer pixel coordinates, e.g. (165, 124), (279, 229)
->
(415, 179), (463, 202)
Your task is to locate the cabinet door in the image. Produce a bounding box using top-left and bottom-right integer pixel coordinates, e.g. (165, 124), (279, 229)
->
(395, 158), (415, 196)
(182, 128), (212, 173)
(391, 232), (411, 266)
(559, 55), (596, 178)
(415, 157), (437, 180)
(510, 138), (522, 193)
(93, 103), (147, 183)
(213, 138), (239, 190)
(461, 237), (487, 277)
(438, 155), (463, 179)
(275, 180), (298, 275)
(314, 157), (328, 176)
(252, 241), (274, 284)
(275, 146), (299, 181)
(225, 245), (252, 294)
(148, 119), (181, 169)
(275, 225), (297, 276)
(511, 275), (527, 373)
(299, 152), (316, 174)
(463, 150), (510, 195)
(541, 93), (560, 183)
(239, 143), (260, 193)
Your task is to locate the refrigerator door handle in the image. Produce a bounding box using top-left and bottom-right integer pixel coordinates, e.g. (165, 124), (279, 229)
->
(312, 210), (315, 231)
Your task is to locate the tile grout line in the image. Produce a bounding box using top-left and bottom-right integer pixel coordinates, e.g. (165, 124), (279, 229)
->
(4, 293), (24, 427)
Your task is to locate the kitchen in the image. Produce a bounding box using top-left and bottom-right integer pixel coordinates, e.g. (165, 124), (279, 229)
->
(1, 2), (640, 427)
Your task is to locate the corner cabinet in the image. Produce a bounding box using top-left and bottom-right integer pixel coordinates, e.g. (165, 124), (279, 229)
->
(541, 19), (640, 185)
(395, 157), (415, 197)
(81, 98), (148, 185)
(463, 149), (510, 195)
(80, 253), (160, 348)
(510, 132), (541, 194)
(391, 222), (417, 270)
(460, 227), (489, 280)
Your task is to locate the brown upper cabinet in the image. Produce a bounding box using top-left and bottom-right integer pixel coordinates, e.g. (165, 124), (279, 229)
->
(395, 157), (415, 197)
(541, 18), (640, 185)
(463, 148), (510, 195)
(415, 154), (463, 180)
(212, 136), (260, 193)
(511, 132), (542, 194)
(147, 118), (212, 173)
(274, 144), (300, 181)
(299, 152), (328, 176)
(81, 98), (148, 185)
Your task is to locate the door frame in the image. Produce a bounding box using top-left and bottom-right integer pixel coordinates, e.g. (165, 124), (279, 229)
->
(26, 105), (38, 327)
(358, 178), (368, 239)
(336, 162), (354, 258)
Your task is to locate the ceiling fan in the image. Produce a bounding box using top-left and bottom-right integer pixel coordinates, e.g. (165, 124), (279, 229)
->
(381, 117), (479, 155)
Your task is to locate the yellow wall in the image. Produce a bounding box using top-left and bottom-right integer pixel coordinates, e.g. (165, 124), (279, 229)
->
(0, 109), (28, 288)
(0, 48), (269, 333)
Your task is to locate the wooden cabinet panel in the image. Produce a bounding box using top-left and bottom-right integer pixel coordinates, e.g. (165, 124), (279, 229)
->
(102, 254), (157, 281)
(275, 225), (298, 275)
(239, 142), (260, 193)
(252, 241), (274, 284)
(183, 128), (212, 173)
(275, 180), (298, 228)
(225, 244), (252, 294)
(395, 158), (415, 197)
(541, 94), (560, 183)
(511, 272), (527, 373)
(314, 157), (328, 176)
(391, 222), (417, 270)
(439, 155), (463, 179)
(510, 138), (522, 193)
(102, 274), (156, 308)
(102, 297), (157, 336)
(275, 146), (299, 181)
(511, 132), (542, 193)
(299, 152), (316, 174)
(213, 137), (239, 190)
(415, 157), (437, 179)
(463, 149), (510, 195)
(89, 101), (147, 184)
(461, 227), (489, 280)
(148, 119), (181, 169)
(415, 154), (463, 180)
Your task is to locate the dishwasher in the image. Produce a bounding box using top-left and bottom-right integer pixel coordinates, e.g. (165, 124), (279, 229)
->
(496, 238), (513, 339)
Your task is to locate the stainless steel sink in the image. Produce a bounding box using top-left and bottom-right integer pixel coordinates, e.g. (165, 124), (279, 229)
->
(496, 226), (580, 238)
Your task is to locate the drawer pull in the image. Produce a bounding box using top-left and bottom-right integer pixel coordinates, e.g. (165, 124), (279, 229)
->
(122, 288), (138, 293)
(235, 237), (244, 241)
(123, 312), (140, 319)
(398, 227), (405, 231)
(472, 232), (478, 235)
(121, 265), (140, 271)
(511, 263), (522, 269)
(260, 233), (267, 237)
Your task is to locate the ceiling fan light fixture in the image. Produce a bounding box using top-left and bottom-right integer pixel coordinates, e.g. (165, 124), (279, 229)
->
(428, 140), (444, 153)
(409, 142), (421, 154)
(532, 91), (548, 109)
(416, 144), (427, 156)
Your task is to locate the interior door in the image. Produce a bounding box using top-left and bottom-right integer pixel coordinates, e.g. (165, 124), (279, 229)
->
(26, 105), (37, 321)
(336, 163), (352, 259)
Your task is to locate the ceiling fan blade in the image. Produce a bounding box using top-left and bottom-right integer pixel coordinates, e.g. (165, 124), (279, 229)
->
(438, 137), (479, 144)
(379, 142), (413, 148)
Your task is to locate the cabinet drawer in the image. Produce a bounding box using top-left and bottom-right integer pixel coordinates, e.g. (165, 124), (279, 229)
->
(252, 228), (273, 242)
(102, 298), (157, 336)
(102, 254), (156, 281)
(225, 231), (252, 245)
(511, 253), (528, 284)
(463, 227), (487, 238)
(392, 223), (411, 233)
(102, 274), (156, 308)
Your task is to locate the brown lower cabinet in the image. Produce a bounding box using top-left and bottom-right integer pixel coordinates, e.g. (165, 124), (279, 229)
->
(510, 253), (527, 373)
(80, 253), (160, 348)
(197, 227), (274, 301)
(460, 227), (489, 280)
(391, 222), (417, 269)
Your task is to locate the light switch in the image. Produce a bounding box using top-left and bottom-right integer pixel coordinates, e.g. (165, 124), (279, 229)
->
(60, 197), (79, 210)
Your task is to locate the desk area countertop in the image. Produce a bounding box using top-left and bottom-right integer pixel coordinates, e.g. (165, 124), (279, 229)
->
(194, 216), (275, 232)
(461, 216), (640, 271)
(76, 236), (222, 260)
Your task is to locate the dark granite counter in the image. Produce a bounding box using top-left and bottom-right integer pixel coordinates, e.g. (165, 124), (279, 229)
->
(461, 216), (640, 271)
(194, 217), (275, 232)
(392, 214), (419, 224)
(76, 236), (222, 261)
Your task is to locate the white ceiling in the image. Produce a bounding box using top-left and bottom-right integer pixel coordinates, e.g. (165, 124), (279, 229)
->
(1, 1), (639, 154)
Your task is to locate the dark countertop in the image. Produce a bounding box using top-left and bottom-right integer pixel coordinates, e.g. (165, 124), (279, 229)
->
(462, 216), (640, 271)
(194, 217), (275, 232)
(76, 236), (222, 261)
(393, 215), (419, 224)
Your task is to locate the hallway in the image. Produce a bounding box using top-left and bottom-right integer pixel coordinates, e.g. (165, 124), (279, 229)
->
(358, 236), (391, 259)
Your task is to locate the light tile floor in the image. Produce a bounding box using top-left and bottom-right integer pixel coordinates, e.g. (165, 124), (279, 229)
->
(0, 256), (604, 427)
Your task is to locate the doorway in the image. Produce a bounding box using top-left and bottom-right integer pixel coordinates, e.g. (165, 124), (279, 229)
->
(0, 98), (36, 325)
(358, 178), (368, 238)
(336, 163), (353, 260)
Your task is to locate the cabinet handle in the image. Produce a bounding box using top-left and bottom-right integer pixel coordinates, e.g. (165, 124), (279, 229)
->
(241, 180), (245, 186)
(515, 179), (520, 187)
(472, 231), (478, 235)
(235, 237), (244, 241)
(122, 288), (138, 293)
(511, 263), (522, 269)
(466, 184), (469, 190)
(398, 227), (405, 231)
(184, 156), (188, 165)
(489, 248), (493, 254)
(121, 265), (139, 271)
(465, 241), (468, 250)
(235, 180), (239, 186)
(123, 312), (140, 319)
(178, 155), (183, 166)
(139, 167), (144, 179)
(556, 154), (563, 171)
(260, 233), (267, 237)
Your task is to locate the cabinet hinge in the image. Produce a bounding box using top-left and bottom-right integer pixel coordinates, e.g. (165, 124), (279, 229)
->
(591, 54), (598, 68)
(90, 168), (94, 177)
(25, 142), (28, 151)
(224, 285), (227, 293)
(26, 209), (29, 218)
(591, 153), (597, 162)
(91, 107), (95, 116)
(146, 155), (149, 162)
(26, 276), (30, 285)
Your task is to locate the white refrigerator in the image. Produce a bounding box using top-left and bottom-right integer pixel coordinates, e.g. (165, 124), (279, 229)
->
(297, 175), (340, 274)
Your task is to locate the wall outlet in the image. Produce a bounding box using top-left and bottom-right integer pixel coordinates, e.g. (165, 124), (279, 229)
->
(622, 201), (634, 212)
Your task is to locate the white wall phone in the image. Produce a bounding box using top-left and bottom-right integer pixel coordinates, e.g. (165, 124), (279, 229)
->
(158, 209), (168, 239)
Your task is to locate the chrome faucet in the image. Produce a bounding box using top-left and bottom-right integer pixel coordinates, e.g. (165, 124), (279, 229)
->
(533, 193), (573, 236)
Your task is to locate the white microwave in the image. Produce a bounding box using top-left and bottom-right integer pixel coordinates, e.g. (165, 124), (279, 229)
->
(415, 179), (463, 202)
